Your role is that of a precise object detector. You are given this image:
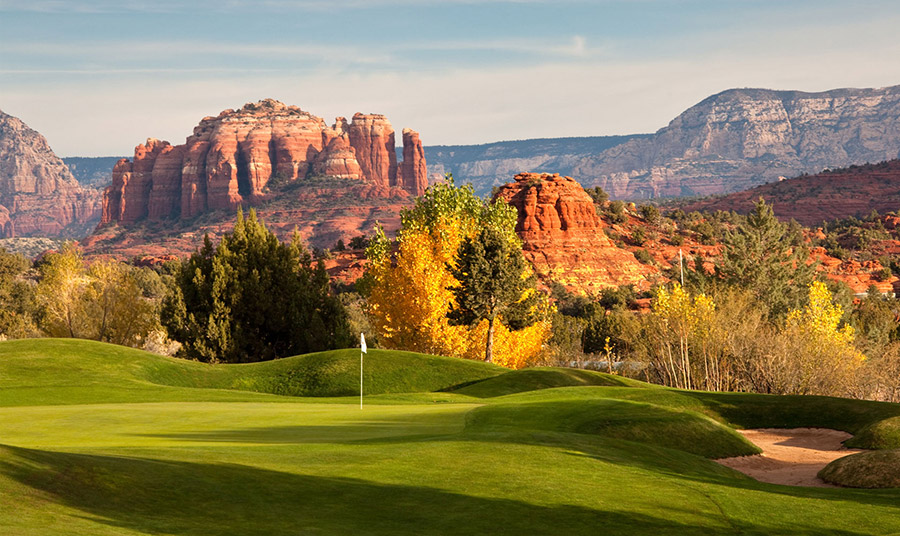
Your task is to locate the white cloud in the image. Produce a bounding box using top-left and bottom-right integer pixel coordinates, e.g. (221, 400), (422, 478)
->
(6, 41), (900, 158)
(3, 4), (900, 156)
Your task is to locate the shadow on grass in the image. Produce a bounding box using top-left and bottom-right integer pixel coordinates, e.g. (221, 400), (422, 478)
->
(135, 409), (467, 444)
(673, 390), (900, 433)
(127, 416), (900, 514)
(137, 424), (456, 444)
(0, 444), (792, 536)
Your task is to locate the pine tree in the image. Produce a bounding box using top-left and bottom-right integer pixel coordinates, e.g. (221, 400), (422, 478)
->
(162, 210), (351, 362)
(716, 198), (816, 318)
(447, 226), (542, 363)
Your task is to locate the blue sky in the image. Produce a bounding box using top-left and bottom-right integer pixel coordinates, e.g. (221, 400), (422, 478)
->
(2, 0), (900, 156)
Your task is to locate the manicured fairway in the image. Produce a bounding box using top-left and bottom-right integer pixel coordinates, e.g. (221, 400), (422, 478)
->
(1, 339), (899, 535)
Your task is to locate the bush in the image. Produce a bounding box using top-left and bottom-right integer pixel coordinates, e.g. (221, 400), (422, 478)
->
(585, 186), (609, 205)
(162, 210), (351, 363)
(633, 248), (653, 265)
(348, 235), (370, 250)
(630, 228), (646, 246)
(605, 201), (627, 224)
(639, 204), (660, 225)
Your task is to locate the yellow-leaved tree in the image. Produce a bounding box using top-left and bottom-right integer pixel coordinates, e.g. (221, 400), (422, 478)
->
(365, 177), (550, 368)
(775, 281), (865, 396)
(647, 283), (716, 389)
(36, 244), (158, 347)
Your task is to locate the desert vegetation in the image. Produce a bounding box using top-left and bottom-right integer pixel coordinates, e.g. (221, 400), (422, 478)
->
(0, 183), (899, 404)
(545, 197), (900, 402)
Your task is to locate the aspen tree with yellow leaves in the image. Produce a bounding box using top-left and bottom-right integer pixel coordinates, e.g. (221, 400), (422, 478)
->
(773, 281), (865, 396)
(647, 283), (715, 389)
(365, 177), (550, 369)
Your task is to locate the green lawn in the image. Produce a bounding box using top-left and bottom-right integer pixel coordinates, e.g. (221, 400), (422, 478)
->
(1, 339), (899, 535)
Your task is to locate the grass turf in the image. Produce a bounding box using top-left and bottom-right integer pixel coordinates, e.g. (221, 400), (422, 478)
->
(1, 338), (899, 534)
(819, 449), (900, 489)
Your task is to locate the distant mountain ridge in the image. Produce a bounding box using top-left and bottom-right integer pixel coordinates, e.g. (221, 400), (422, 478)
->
(424, 84), (900, 199)
(422, 135), (649, 196)
(63, 157), (123, 188)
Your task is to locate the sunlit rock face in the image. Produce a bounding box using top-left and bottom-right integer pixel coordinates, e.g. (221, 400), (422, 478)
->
(0, 109), (101, 237)
(494, 172), (653, 294)
(101, 100), (428, 224)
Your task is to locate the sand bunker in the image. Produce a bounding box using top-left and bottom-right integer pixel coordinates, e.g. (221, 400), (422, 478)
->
(716, 428), (863, 487)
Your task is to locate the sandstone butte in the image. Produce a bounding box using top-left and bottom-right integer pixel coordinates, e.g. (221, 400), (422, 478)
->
(494, 172), (655, 294)
(0, 109), (101, 238)
(101, 99), (428, 225)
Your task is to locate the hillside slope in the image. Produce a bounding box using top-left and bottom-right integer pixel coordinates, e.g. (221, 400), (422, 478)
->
(683, 159), (900, 226)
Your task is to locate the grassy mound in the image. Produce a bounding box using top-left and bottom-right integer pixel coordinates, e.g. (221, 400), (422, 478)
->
(845, 416), (900, 449)
(819, 449), (900, 488)
(465, 397), (760, 458)
(0, 339), (504, 404)
(450, 367), (647, 398)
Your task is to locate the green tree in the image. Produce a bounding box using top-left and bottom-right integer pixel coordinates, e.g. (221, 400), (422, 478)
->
(79, 260), (158, 346)
(162, 210), (351, 363)
(447, 226), (543, 363)
(586, 186), (609, 205)
(0, 247), (37, 338)
(716, 198), (817, 318)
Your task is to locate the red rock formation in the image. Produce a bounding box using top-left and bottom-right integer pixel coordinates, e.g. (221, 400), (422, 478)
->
(398, 128), (427, 196)
(0, 109), (102, 237)
(494, 173), (654, 294)
(348, 113), (397, 188)
(101, 100), (427, 226)
(101, 158), (130, 224)
(314, 134), (363, 180)
(124, 139), (169, 223)
(147, 144), (187, 219)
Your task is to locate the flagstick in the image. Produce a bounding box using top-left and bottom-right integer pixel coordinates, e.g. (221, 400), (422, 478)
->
(359, 332), (367, 410)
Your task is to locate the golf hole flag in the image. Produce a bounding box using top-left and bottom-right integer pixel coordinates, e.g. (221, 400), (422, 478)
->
(360, 333), (366, 409)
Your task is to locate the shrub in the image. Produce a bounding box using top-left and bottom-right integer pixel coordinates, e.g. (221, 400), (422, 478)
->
(633, 248), (653, 265)
(630, 228), (646, 246)
(605, 201), (627, 224)
(639, 204), (660, 225)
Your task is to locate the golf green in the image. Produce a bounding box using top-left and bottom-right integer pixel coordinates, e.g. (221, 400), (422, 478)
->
(1, 339), (899, 535)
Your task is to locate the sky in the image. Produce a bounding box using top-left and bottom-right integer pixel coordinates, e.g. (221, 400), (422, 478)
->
(2, 0), (900, 157)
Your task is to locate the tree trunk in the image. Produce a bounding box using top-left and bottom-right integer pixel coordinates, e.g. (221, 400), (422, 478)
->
(485, 316), (495, 363)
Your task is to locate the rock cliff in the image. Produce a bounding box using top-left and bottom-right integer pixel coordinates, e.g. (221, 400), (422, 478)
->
(427, 84), (900, 199)
(583, 86), (900, 198)
(494, 172), (653, 294)
(101, 100), (428, 225)
(0, 109), (102, 237)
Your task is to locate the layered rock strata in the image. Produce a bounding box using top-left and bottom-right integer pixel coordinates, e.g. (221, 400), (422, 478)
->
(494, 172), (653, 294)
(101, 100), (427, 225)
(0, 109), (102, 237)
(427, 85), (900, 199)
(582, 86), (900, 198)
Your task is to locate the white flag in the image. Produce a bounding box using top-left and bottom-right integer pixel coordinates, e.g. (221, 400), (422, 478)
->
(360, 332), (367, 354)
